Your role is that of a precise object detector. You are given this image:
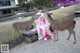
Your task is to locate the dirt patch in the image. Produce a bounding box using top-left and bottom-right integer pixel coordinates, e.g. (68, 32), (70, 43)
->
(3, 35), (25, 49)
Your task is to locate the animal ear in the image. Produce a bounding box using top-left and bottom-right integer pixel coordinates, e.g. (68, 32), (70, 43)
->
(46, 13), (52, 16)
(48, 13), (52, 15)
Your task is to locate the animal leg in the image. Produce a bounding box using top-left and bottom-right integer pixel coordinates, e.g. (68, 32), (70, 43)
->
(53, 30), (58, 41)
(13, 29), (17, 36)
(50, 27), (53, 32)
(72, 30), (76, 44)
(16, 30), (21, 35)
(14, 29), (21, 35)
(67, 29), (76, 44)
(53, 31), (56, 42)
(67, 30), (72, 40)
(56, 30), (58, 41)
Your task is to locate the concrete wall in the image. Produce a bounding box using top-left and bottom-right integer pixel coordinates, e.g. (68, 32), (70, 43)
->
(0, 0), (17, 10)
(10, 0), (16, 7)
(0, 11), (2, 17)
(0, 0), (17, 17)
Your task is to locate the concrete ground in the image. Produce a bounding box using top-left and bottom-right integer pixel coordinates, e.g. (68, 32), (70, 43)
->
(9, 17), (80, 53)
